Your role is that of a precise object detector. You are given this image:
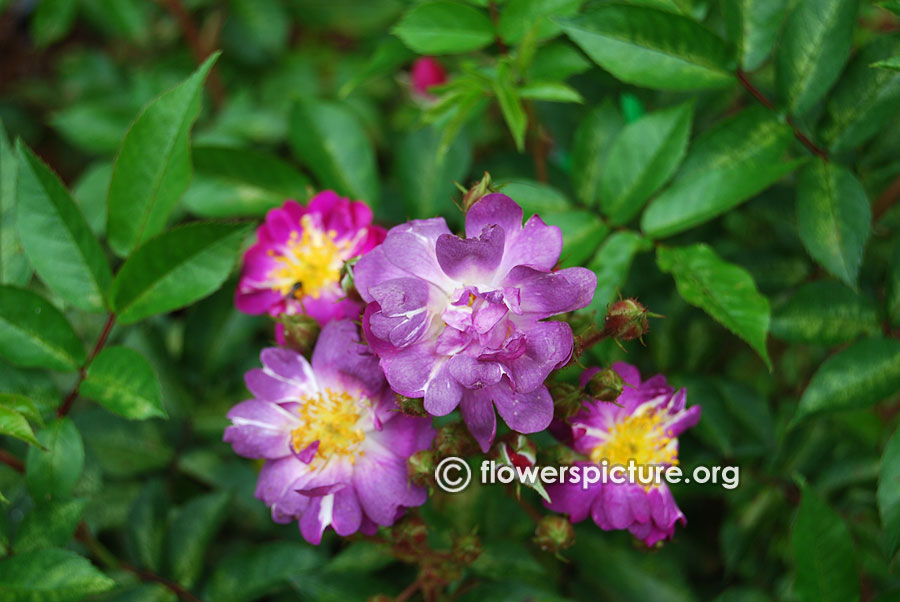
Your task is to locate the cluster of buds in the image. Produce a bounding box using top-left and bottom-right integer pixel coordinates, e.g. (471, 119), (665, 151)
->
(533, 515), (575, 556)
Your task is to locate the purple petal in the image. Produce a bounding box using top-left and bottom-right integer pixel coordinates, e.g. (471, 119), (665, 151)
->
(465, 194), (524, 239)
(424, 360), (464, 416)
(331, 487), (363, 536)
(311, 320), (384, 395)
(224, 400), (296, 459)
(459, 389), (497, 452)
(299, 495), (332, 544)
(382, 344), (439, 398)
(504, 266), (597, 317)
(371, 413), (436, 458)
(490, 383), (554, 434)
(435, 225), (505, 282)
(505, 321), (574, 393)
(353, 446), (426, 525)
(501, 214), (562, 273)
(544, 464), (600, 523)
(448, 355), (502, 389)
(354, 246), (410, 303)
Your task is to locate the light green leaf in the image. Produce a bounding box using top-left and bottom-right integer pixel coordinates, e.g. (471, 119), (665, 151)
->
(14, 498), (87, 553)
(25, 418), (85, 501)
(501, 179), (571, 214)
(0, 286), (85, 371)
(30, 0), (78, 47)
(770, 281), (880, 345)
(167, 491), (231, 588)
(110, 221), (251, 325)
(584, 231), (651, 315)
(571, 99), (624, 207)
(183, 146), (311, 218)
(107, 54), (219, 257)
(724, 0), (788, 72)
(775, 0), (859, 116)
(16, 142), (112, 312)
(289, 98), (379, 205)
(794, 338), (900, 422)
(206, 542), (324, 602)
(873, 56), (900, 71)
(796, 160), (870, 288)
(544, 210), (608, 267)
(599, 101), (693, 225)
(394, 126), (471, 219)
(879, 427), (900, 558)
(0, 406), (41, 447)
(0, 393), (43, 424)
(517, 81), (584, 103)
(497, 0), (583, 45)
(642, 107), (798, 238)
(1, 121), (32, 286)
(657, 244), (771, 368)
(0, 548), (115, 602)
(528, 40), (592, 81)
(73, 162), (112, 238)
(792, 487), (860, 602)
(559, 4), (735, 90)
(821, 38), (900, 153)
(80, 346), (165, 420)
(392, 1), (494, 54)
(493, 63), (527, 152)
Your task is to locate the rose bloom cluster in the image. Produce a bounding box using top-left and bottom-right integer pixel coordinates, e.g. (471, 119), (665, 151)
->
(224, 188), (701, 546)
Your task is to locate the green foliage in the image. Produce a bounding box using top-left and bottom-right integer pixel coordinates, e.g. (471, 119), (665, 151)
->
(0, 548), (115, 601)
(392, 1), (495, 54)
(80, 346), (165, 420)
(0, 286), (85, 371)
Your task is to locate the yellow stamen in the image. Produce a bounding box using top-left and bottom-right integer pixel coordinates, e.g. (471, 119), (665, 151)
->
(590, 409), (677, 469)
(268, 215), (351, 299)
(290, 388), (366, 469)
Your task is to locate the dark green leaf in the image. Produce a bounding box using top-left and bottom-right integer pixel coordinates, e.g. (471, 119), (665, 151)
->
(0, 548), (115, 601)
(394, 126), (471, 219)
(183, 146), (311, 218)
(0, 406), (41, 447)
(494, 63), (528, 152)
(657, 244), (771, 368)
(796, 160), (870, 287)
(166, 491), (231, 588)
(584, 231), (652, 315)
(571, 99), (624, 206)
(0, 286), (85, 371)
(775, 0), (859, 116)
(528, 40), (592, 81)
(126, 480), (168, 572)
(110, 222), (251, 324)
(642, 107), (798, 238)
(878, 427), (900, 558)
(339, 37), (416, 98)
(770, 281), (880, 345)
(25, 418), (85, 501)
(889, 242), (900, 328)
(107, 54), (219, 257)
(75, 409), (174, 478)
(792, 487), (860, 602)
(794, 337), (900, 422)
(30, 0), (78, 47)
(497, 0), (583, 45)
(1, 121), (32, 286)
(206, 542), (324, 602)
(289, 98), (379, 205)
(392, 1), (495, 54)
(73, 162), (112, 238)
(724, 0), (788, 72)
(599, 101), (692, 225)
(559, 4), (735, 90)
(16, 142), (112, 312)
(14, 498), (87, 553)
(81, 346), (165, 420)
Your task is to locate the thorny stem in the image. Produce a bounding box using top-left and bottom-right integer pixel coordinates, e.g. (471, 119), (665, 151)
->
(58, 313), (116, 417)
(736, 70), (829, 161)
(157, 0), (226, 108)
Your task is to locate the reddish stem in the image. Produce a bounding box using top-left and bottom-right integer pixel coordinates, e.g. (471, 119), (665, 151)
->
(58, 314), (116, 417)
(158, 0), (226, 108)
(0, 448), (24, 473)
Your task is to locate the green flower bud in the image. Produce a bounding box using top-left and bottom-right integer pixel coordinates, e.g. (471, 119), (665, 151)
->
(603, 298), (650, 341)
(533, 515), (575, 553)
(585, 367), (624, 402)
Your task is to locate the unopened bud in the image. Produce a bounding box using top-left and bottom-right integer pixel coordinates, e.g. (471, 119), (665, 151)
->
(395, 394), (428, 417)
(493, 433), (536, 469)
(435, 422), (479, 457)
(392, 514), (427, 546)
(407, 450), (436, 489)
(534, 515), (575, 553)
(452, 532), (482, 564)
(549, 381), (585, 419)
(460, 172), (495, 214)
(276, 315), (319, 353)
(585, 367), (624, 402)
(603, 298), (650, 341)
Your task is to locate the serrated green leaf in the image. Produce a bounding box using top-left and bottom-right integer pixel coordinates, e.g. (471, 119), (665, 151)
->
(770, 281), (880, 345)
(497, 0), (583, 45)
(25, 418), (85, 501)
(583, 230), (651, 315)
(599, 101), (692, 225)
(642, 107), (798, 238)
(394, 126), (471, 219)
(657, 244), (771, 368)
(107, 54), (219, 257)
(0, 548), (115, 602)
(392, 1), (494, 54)
(559, 4), (735, 90)
(724, 0), (788, 72)
(0, 286), (85, 371)
(794, 338), (900, 422)
(80, 346), (165, 420)
(167, 491), (231, 588)
(796, 160), (870, 288)
(0, 121), (32, 286)
(206, 542), (323, 602)
(878, 427), (900, 558)
(14, 498), (87, 553)
(182, 146), (310, 218)
(111, 221), (251, 324)
(775, 0), (858, 116)
(821, 38), (900, 153)
(517, 81), (584, 103)
(16, 142), (112, 312)
(571, 99), (624, 207)
(792, 487), (860, 602)
(288, 98), (379, 205)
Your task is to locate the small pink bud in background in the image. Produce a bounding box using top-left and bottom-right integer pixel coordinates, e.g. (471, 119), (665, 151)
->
(411, 56), (447, 96)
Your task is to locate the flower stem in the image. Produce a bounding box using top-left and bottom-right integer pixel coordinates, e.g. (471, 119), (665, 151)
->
(58, 313), (116, 417)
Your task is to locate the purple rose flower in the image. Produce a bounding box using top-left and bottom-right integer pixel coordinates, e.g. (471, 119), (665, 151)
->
(234, 191), (386, 328)
(223, 320), (435, 544)
(544, 363), (701, 547)
(354, 194), (596, 451)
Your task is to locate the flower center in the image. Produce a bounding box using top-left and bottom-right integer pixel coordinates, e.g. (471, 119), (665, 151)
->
(589, 409), (677, 468)
(291, 388), (366, 468)
(268, 215), (350, 299)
